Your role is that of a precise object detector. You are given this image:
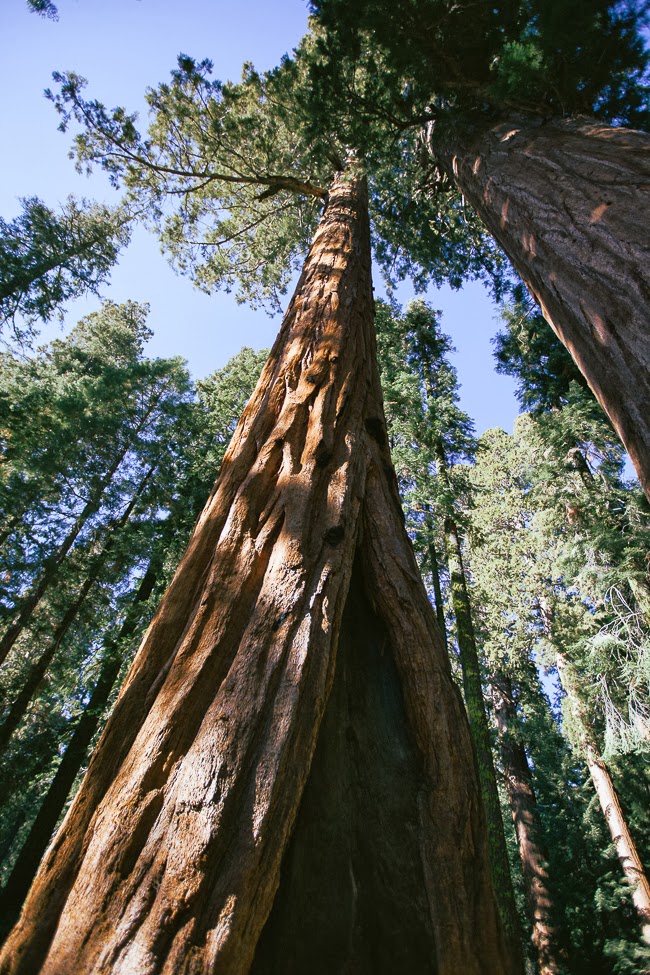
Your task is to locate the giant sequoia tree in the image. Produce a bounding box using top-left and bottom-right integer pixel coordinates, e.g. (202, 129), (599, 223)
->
(310, 0), (650, 499)
(0, 57), (515, 975)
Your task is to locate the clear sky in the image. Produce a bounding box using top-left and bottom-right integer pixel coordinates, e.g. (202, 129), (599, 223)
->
(1, 0), (519, 435)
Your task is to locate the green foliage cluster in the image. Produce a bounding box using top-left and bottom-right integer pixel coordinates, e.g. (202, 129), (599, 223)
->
(46, 56), (333, 311)
(5, 4), (650, 968)
(310, 0), (650, 126)
(0, 197), (130, 340)
(468, 415), (650, 972)
(26, 0), (58, 20)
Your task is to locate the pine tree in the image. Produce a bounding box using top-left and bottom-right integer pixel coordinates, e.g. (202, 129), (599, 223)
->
(0, 345), (266, 935)
(0, 198), (129, 340)
(0, 301), (193, 668)
(468, 426), (564, 974)
(469, 420), (650, 968)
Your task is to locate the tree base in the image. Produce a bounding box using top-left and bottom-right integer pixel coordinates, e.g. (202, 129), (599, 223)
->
(252, 553), (436, 974)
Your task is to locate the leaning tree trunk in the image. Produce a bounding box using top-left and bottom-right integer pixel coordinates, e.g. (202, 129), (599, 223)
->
(0, 427), (149, 668)
(491, 672), (562, 975)
(556, 651), (650, 947)
(422, 507), (448, 652)
(430, 116), (650, 500)
(0, 171), (515, 975)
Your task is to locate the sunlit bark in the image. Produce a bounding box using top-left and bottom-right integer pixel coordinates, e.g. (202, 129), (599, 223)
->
(0, 171), (515, 975)
(556, 651), (650, 947)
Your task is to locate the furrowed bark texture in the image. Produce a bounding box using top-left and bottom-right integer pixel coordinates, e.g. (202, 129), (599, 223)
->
(0, 563), (159, 936)
(0, 172), (513, 975)
(431, 116), (650, 499)
(492, 674), (561, 975)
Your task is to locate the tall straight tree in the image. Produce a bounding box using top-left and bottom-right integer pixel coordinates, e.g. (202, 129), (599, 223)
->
(472, 412), (650, 957)
(467, 426), (564, 974)
(0, 58), (515, 973)
(309, 0), (650, 499)
(0, 301), (192, 667)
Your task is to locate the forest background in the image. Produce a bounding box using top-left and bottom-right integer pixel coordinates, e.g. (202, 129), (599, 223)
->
(0, 1), (648, 974)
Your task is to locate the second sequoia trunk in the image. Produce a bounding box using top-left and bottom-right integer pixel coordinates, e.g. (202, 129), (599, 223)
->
(0, 171), (515, 975)
(430, 116), (650, 500)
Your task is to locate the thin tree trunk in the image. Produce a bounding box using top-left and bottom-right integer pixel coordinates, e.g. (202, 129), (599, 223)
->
(0, 444), (145, 668)
(556, 651), (650, 946)
(443, 512), (523, 964)
(0, 171), (515, 975)
(492, 673), (562, 975)
(429, 116), (650, 499)
(423, 508), (447, 651)
(0, 465), (156, 758)
(0, 562), (159, 937)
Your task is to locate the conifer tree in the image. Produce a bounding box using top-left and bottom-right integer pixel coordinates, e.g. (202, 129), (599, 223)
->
(467, 426), (564, 974)
(0, 198), (130, 340)
(375, 299), (523, 962)
(0, 56), (514, 972)
(0, 346), (267, 935)
(0, 301), (193, 668)
(469, 420), (650, 968)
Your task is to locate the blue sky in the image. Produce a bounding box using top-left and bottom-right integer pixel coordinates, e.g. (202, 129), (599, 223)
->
(1, 0), (518, 434)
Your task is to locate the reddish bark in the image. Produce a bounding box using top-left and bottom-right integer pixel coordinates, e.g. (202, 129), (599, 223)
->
(431, 116), (650, 499)
(0, 171), (515, 975)
(0, 563), (159, 937)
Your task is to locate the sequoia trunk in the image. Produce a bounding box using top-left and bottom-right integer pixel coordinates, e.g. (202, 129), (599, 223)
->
(431, 117), (650, 499)
(0, 562), (159, 936)
(0, 172), (514, 975)
(491, 673), (561, 975)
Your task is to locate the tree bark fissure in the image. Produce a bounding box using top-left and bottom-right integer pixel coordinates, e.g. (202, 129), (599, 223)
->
(430, 116), (650, 499)
(0, 172), (514, 975)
